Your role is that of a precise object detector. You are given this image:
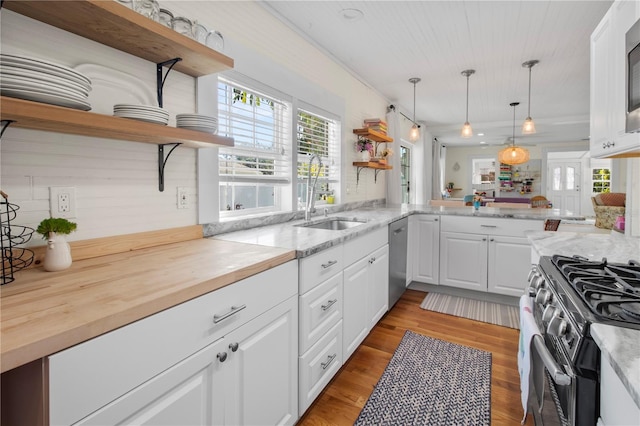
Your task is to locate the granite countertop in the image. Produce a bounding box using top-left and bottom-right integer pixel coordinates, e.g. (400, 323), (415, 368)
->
(214, 203), (582, 257)
(528, 231), (640, 409)
(591, 324), (640, 409)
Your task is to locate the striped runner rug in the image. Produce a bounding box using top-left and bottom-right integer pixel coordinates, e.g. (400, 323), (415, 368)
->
(354, 330), (491, 425)
(420, 292), (520, 329)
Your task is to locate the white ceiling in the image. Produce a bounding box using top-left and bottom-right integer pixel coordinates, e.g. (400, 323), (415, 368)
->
(262, 0), (613, 147)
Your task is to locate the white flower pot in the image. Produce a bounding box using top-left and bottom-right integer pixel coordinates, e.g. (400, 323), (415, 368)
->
(358, 150), (370, 162)
(43, 232), (72, 272)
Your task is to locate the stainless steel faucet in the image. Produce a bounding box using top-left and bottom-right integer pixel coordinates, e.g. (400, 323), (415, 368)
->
(305, 154), (323, 221)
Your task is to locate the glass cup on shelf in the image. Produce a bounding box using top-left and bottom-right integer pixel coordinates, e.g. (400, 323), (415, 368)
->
(158, 8), (174, 28)
(115, 0), (134, 9)
(192, 22), (208, 44)
(171, 16), (194, 38)
(205, 30), (225, 52)
(133, 0), (160, 21)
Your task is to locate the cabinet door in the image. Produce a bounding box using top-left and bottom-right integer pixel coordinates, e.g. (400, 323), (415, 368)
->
(439, 232), (488, 291)
(76, 338), (228, 426)
(369, 244), (389, 329)
(590, 7), (613, 157)
(487, 235), (532, 297)
(342, 256), (370, 360)
(225, 296), (298, 426)
(412, 215), (440, 284)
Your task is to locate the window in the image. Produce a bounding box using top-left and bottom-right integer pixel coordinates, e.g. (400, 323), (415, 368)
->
(592, 168), (611, 193)
(218, 78), (291, 216)
(400, 146), (411, 203)
(296, 107), (340, 207)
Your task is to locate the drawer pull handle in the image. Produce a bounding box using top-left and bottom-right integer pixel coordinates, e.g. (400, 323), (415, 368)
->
(229, 342), (239, 352)
(217, 352), (228, 362)
(321, 260), (338, 269)
(321, 353), (337, 370)
(321, 299), (338, 311)
(480, 225), (497, 228)
(213, 304), (247, 324)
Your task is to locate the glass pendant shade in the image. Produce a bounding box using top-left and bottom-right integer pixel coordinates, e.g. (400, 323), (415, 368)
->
(498, 145), (530, 165)
(522, 117), (536, 134)
(460, 69), (475, 138)
(409, 123), (420, 141)
(461, 121), (473, 138)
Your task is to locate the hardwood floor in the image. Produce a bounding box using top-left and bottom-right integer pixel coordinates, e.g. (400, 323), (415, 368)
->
(298, 289), (534, 425)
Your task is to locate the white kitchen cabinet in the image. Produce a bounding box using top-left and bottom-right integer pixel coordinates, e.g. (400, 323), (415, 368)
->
(600, 357), (640, 425)
(411, 215), (440, 285)
(342, 227), (389, 360)
(48, 261), (298, 426)
(590, 0), (640, 158)
(439, 216), (540, 296)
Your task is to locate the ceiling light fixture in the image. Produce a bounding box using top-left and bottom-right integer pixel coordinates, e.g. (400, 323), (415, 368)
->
(522, 59), (539, 134)
(460, 69), (475, 138)
(409, 77), (421, 142)
(498, 102), (530, 165)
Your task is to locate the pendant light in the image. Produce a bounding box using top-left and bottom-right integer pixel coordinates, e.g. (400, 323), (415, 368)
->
(408, 77), (421, 142)
(498, 102), (530, 165)
(521, 59), (539, 134)
(460, 69), (475, 138)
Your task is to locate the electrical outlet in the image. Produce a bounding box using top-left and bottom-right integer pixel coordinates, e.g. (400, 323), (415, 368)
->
(49, 187), (76, 218)
(177, 187), (189, 209)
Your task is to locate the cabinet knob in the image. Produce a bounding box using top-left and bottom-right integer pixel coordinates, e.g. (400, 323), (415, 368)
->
(217, 352), (228, 362)
(482, 237), (487, 241)
(490, 238), (494, 242)
(434, 218), (438, 221)
(229, 342), (239, 352)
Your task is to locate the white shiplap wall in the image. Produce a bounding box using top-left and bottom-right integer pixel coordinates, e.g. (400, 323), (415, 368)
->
(1, 2), (390, 244)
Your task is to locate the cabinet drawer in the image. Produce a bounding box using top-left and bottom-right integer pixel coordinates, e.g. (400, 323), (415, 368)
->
(299, 244), (344, 294)
(298, 320), (343, 414)
(299, 272), (343, 354)
(440, 215), (541, 237)
(49, 260), (298, 426)
(343, 226), (388, 266)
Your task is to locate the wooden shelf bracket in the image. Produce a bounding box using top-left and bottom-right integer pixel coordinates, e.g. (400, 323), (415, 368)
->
(158, 143), (182, 192)
(156, 58), (182, 108)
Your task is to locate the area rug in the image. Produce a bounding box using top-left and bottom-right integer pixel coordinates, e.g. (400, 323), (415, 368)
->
(354, 330), (491, 426)
(420, 292), (520, 329)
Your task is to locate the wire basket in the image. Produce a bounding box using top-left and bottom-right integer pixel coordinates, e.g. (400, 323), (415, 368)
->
(1, 194), (35, 285)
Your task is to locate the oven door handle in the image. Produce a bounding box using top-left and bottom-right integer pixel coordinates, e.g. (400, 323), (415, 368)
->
(533, 335), (572, 386)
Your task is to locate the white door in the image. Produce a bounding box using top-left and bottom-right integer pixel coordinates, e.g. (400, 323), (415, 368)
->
(342, 257), (370, 360)
(368, 244), (389, 329)
(412, 215), (440, 285)
(547, 161), (582, 214)
(226, 296), (298, 426)
(76, 338), (228, 426)
(439, 232), (488, 291)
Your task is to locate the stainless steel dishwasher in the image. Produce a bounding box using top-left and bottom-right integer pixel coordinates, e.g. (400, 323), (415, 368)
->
(388, 217), (408, 308)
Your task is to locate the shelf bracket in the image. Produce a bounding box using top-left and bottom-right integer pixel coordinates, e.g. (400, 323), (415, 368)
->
(158, 143), (182, 192)
(374, 169), (382, 183)
(0, 120), (15, 139)
(156, 58), (182, 108)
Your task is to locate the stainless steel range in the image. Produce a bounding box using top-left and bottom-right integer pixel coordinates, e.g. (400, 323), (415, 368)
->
(527, 255), (640, 426)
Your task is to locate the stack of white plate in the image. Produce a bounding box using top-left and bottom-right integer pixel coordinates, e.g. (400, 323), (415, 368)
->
(113, 104), (169, 125)
(176, 114), (218, 133)
(0, 53), (92, 111)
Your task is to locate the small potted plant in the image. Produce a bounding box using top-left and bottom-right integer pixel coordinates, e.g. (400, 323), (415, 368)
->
(379, 147), (394, 164)
(355, 140), (373, 162)
(36, 218), (77, 272)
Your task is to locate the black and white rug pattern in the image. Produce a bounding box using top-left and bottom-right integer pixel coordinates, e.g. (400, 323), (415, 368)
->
(354, 330), (492, 426)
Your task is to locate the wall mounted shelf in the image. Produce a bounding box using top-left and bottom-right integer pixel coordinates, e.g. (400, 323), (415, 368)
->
(2, 0), (234, 76)
(352, 128), (393, 184)
(0, 97), (234, 149)
(352, 128), (393, 143)
(353, 161), (392, 184)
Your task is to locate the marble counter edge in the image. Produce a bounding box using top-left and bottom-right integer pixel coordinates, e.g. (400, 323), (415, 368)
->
(590, 323), (640, 409)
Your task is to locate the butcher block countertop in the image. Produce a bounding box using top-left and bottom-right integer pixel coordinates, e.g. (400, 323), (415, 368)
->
(0, 238), (296, 374)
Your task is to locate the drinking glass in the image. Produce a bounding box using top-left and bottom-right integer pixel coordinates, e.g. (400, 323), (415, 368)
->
(205, 30), (225, 52)
(172, 16), (193, 38)
(159, 8), (174, 28)
(192, 22), (208, 44)
(133, 0), (159, 21)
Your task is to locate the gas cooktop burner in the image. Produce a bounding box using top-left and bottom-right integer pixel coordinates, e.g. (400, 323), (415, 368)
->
(551, 255), (640, 326)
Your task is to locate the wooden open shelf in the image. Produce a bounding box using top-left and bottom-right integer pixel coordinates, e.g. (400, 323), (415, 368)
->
(352, 161), (392, 170)
(352, 128), (393, 143)
(1, 97), (233, 149)
(2, 0), (234, 77)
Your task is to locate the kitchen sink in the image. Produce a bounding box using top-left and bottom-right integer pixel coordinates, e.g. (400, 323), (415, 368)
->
(296, 217), (367, 230)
